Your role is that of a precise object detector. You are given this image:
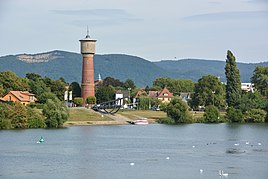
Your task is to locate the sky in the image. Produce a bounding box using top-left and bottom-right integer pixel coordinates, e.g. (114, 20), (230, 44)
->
(0, 0), (268, 63)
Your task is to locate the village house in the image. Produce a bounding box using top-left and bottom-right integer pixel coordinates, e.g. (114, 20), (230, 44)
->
(134, 87), (174, 104)
(0, 91), (36, 105)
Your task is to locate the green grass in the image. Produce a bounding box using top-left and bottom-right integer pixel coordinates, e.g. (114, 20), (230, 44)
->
(68, 108), (112, 121)
(118, 110), (167, 120)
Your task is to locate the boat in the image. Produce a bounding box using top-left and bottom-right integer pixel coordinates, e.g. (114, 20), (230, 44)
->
(127, 120), (149, 125)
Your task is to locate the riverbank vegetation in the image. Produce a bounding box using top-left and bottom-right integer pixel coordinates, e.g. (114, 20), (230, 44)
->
(0, 50), (268, 129)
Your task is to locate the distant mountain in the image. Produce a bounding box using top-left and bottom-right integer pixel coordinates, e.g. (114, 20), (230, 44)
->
(0, 50), (267, 87)
(154, 59), (268, 83)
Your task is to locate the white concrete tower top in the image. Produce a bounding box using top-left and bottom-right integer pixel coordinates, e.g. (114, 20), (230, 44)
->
(79, 27), (97, 54)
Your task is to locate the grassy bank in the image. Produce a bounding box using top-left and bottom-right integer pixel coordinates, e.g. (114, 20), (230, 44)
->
(118, 110), (167, 120)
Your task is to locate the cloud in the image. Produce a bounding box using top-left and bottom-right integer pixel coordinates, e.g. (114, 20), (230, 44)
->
(183, 10), (268, 21)
(51, 9), (142, 26)
(51, 9), (131, 18)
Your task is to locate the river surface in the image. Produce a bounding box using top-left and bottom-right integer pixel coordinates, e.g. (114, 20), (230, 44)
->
(0, 124), (268, 179)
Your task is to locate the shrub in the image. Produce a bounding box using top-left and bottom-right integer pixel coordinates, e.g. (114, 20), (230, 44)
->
(43, 98), (69, 128)
(204, 105), (220, 123)
(166, 97), (193, 123)
(27, 108), (46, 128)
(73, 97), (84, 106)
(244, 109), (267, 123)
(226, 107), (243, 123)
(86, 96), (96, 105)
(157, 117), (175, 124)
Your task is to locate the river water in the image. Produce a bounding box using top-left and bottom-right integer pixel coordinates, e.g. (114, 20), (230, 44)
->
(0, 124), (268, 179)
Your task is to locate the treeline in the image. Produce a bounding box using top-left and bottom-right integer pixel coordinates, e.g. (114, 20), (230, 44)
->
(158, 51), (268, 124)
(0, 72), (69, 129)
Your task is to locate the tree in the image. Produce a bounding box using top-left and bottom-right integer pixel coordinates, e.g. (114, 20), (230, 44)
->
(251, 66), (268, 98)
(10, 102), (28, 128)
(203, 105), (220, 123)
(49, 80), (66, 101)
(191, 75), (225, 109)
(226, 107), (243, 123)
(137, 96), (151, 110)
(95, 85), (115, 104)
(244, 109), (267, 123)
(70, 82), (81, 98)
(123, 79), (136, 89)
(38, 92), (57, 104)
(153, 77), (195, 96)
(26, 73), (42, 81)
(42, 98), (69, 128)
(238, 91), (267, 113)
(27, 108), (46, 128)
(0, 71), (30, 94)
(166, 97), (192, 123)
(225, 50), (242, 108)
(103, 77), (123, 87)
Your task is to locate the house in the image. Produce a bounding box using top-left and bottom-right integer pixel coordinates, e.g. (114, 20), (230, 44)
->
(115, 90), (130, 108)
(180, 92), (191, 103)
(156, 87), (173, 103)
(1, 91), (36, 105)
(134, 87), (174, 104)
(241, 83), (254, 92)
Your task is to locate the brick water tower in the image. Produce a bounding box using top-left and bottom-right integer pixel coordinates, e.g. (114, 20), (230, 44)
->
(79, 28), (97, 102)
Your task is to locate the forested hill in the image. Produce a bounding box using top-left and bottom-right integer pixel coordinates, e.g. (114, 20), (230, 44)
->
(0, 50), (267, 87)
(154, 59), (268, 83)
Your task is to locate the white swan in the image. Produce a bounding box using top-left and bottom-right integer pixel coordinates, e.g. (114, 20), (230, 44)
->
(219, 170), (228, 177)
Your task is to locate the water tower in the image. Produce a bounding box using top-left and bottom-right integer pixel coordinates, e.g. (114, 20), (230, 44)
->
(79, 28), (97, 102)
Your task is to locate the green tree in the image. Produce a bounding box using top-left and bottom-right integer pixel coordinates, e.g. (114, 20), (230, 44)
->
(103, 77), (124, 87)
(10, 102), (28, 128)
(191, 75), (225, 109)
(123, 79), (136, 89)
(203, 105), (220, 123)
(27, 108), (46, 128)
(43, 98), (69, 128)
(86, 96), (96, 105)
(166, 97), (192, 123)
(95, 85), (115, 104)
(153, 77), (195, 96)
(0, 103), (12, 129)
(137, 96), (150, 110)
(251, 66), (268, 98)
(225, 50), (242, 108)
(226, 107), (243, 123)
(50, 80), (66, 101)
(239, 91), (267, 113)
(26, 73), (42, 81)
(0, 71), (30, 94)
(0, 84), (4, 97)
(38, 92), (57, 104)
(244, 109), (267, 123)
(73, 97), (84, 106)
(70, 82), (81, 98)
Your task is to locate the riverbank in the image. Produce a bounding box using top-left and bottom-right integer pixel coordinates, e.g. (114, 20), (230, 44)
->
(64, 108), (162, 126)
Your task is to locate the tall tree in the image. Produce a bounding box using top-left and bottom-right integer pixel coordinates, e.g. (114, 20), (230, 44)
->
(70, 82), (81, 98)
(225, 50), (242, 108)
(191, 75), (225, 109)
(251, 66), (268, 98)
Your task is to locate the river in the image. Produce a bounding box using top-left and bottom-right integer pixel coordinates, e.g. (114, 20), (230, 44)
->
(0, 124), (268, 179)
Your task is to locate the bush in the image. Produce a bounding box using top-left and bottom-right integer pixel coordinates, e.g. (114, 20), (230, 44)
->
(10, 102), (28, 128)
(157, 117), (175, 124)
(27, 108), (46, 128)
(73, 97), (84, 107)
(204, 105), (220, 123)
(86, 96), (96, 105)
(166, 97), (193, 123)
(137, 96), (150, 110)
(43, 98), (69, 128)
(244, 109), (267, 123)
(226, 107), (243, 123)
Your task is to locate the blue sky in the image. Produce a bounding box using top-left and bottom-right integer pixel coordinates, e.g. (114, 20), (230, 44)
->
(0, 0), (267, 62)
